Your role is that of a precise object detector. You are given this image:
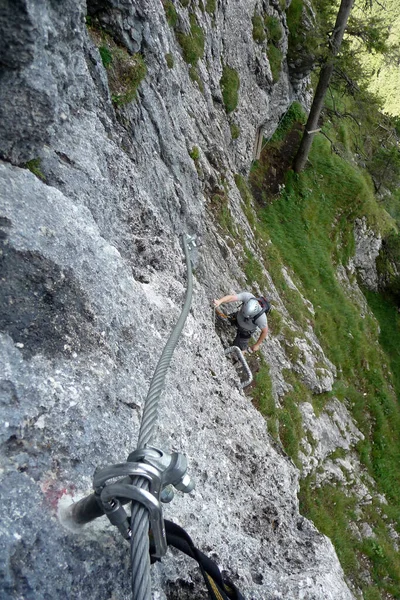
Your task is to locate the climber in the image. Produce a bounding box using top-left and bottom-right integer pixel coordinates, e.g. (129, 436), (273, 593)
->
(213, 292), (270, 352)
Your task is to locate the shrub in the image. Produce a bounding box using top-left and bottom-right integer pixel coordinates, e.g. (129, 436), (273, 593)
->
(176, 13), (205, 65)
(220, 65), (240, 113)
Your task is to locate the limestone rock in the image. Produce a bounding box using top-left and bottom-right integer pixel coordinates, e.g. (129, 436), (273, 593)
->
(349, 217), (382, 291)
(0, 1), (355, 599)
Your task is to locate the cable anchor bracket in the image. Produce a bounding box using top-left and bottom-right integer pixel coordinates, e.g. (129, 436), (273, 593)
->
(92, 446), (195, 558)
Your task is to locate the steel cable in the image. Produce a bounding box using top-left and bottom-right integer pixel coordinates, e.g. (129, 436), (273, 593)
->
(130, 234), (194, 600)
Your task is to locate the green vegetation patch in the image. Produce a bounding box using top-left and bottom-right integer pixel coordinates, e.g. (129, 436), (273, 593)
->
(209, 191), (236, 237)
(25, 158), (46, 181)
(99, 45), (112, 68)
(251, 10), (283, 81)
(270, 102), (306, 144)
(300, 477), (400, 597)
(230, 123), (240, 140)
(89, 28), (146, 106)
(189, 66), (204, 92)
(189, 146), (200, 161)
(243, 246), (265, 285)
(252, 15), (266, 43)
(265, 15), (283, 82)
(164, 1), (178, 27)
(265, 15), (282, 44)
(165, 53), (174, 68)
(205, 0), (216, 15)
(278, 370), (308, 466)
(250, 357), (278, 438)
(299, 480), (359, 574)
(267, 44), (283, 83)
(220, 65), (240, 113)
(176, 13), (205, 65)
(246, 119), (400, 594)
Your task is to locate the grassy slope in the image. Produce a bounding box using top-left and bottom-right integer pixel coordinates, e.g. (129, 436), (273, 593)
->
(242, 113), (400, 598)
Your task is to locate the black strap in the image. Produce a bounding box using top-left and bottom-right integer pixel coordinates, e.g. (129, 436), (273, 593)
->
(252, 297), (271, 324)
(154, 520), (246, 600)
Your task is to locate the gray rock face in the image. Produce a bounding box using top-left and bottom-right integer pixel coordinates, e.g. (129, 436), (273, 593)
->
(349, 217), (382, 291)
(0, 1), (354, 599)
(299, 400), (364, 477)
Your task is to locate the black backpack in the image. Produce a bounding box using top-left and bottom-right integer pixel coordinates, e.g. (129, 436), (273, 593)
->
(252, 296), (271, 324)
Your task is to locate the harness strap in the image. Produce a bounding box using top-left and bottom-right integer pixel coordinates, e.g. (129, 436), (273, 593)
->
(152, 520), (246, 600)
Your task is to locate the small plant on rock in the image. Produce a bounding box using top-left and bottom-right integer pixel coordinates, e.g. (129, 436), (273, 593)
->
(176, 13), (205, 65)
(165, 53), (174, 68)
(189, 66), (204, 92)
(99, 46), (112, 68)
(189, 146), (200, 161)
(230, 123), (241, 139)
(220, 65), (240, 113)
(25, 158), (46, 181)
(88, 28), (147, 106)
(163, 1), (178, 27)
(252, 14), (266, 43)
(205, 0), (216, 15)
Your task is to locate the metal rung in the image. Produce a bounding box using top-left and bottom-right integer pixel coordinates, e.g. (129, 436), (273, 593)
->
(224, 346), (253, 388)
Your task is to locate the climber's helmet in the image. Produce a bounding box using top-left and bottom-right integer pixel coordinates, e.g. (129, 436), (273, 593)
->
(241, 298), (261, 321)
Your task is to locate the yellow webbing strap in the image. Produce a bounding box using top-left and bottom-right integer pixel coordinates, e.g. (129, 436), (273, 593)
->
(206, 573), (226, 600)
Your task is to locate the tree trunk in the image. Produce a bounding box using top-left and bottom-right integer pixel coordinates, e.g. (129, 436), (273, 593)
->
(293, 0), (355, 173)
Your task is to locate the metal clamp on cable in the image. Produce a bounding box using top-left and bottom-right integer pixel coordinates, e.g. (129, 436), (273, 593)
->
(92, 446), (195, 558)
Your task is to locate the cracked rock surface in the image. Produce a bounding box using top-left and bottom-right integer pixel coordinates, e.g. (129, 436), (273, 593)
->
(0, 1), (354, 598)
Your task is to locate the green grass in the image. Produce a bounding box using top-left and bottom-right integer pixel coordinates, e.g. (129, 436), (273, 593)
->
(165, 53), (174, 69)
(286, 0), (303, 36)
(25, 158), (46, 181)
(164, 1), (178, 27)
(250, 357), (278, 438)
(88, 28), (146, 106)
(244, 128), (400, 595)
(176, 13), (205, 65)
(230, 123), (240, 140)
(209, 192), (236, 237)
(364, 291), (400, 396)
(189, 66), (204, 92)
(299, 480), (360, 573)
(205, 0), (216, 14)
(267, 44), (283, 82)
(252, 14), (266, 43)
(243, 247), (265, 285)
(270, 101), (306, 143)
(99, 46), (112, 68)
(220, 65), (240, 113)
(110, 51), (146, 105)
(265, 15), (282, 44)
(189, 146), (200, 161)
